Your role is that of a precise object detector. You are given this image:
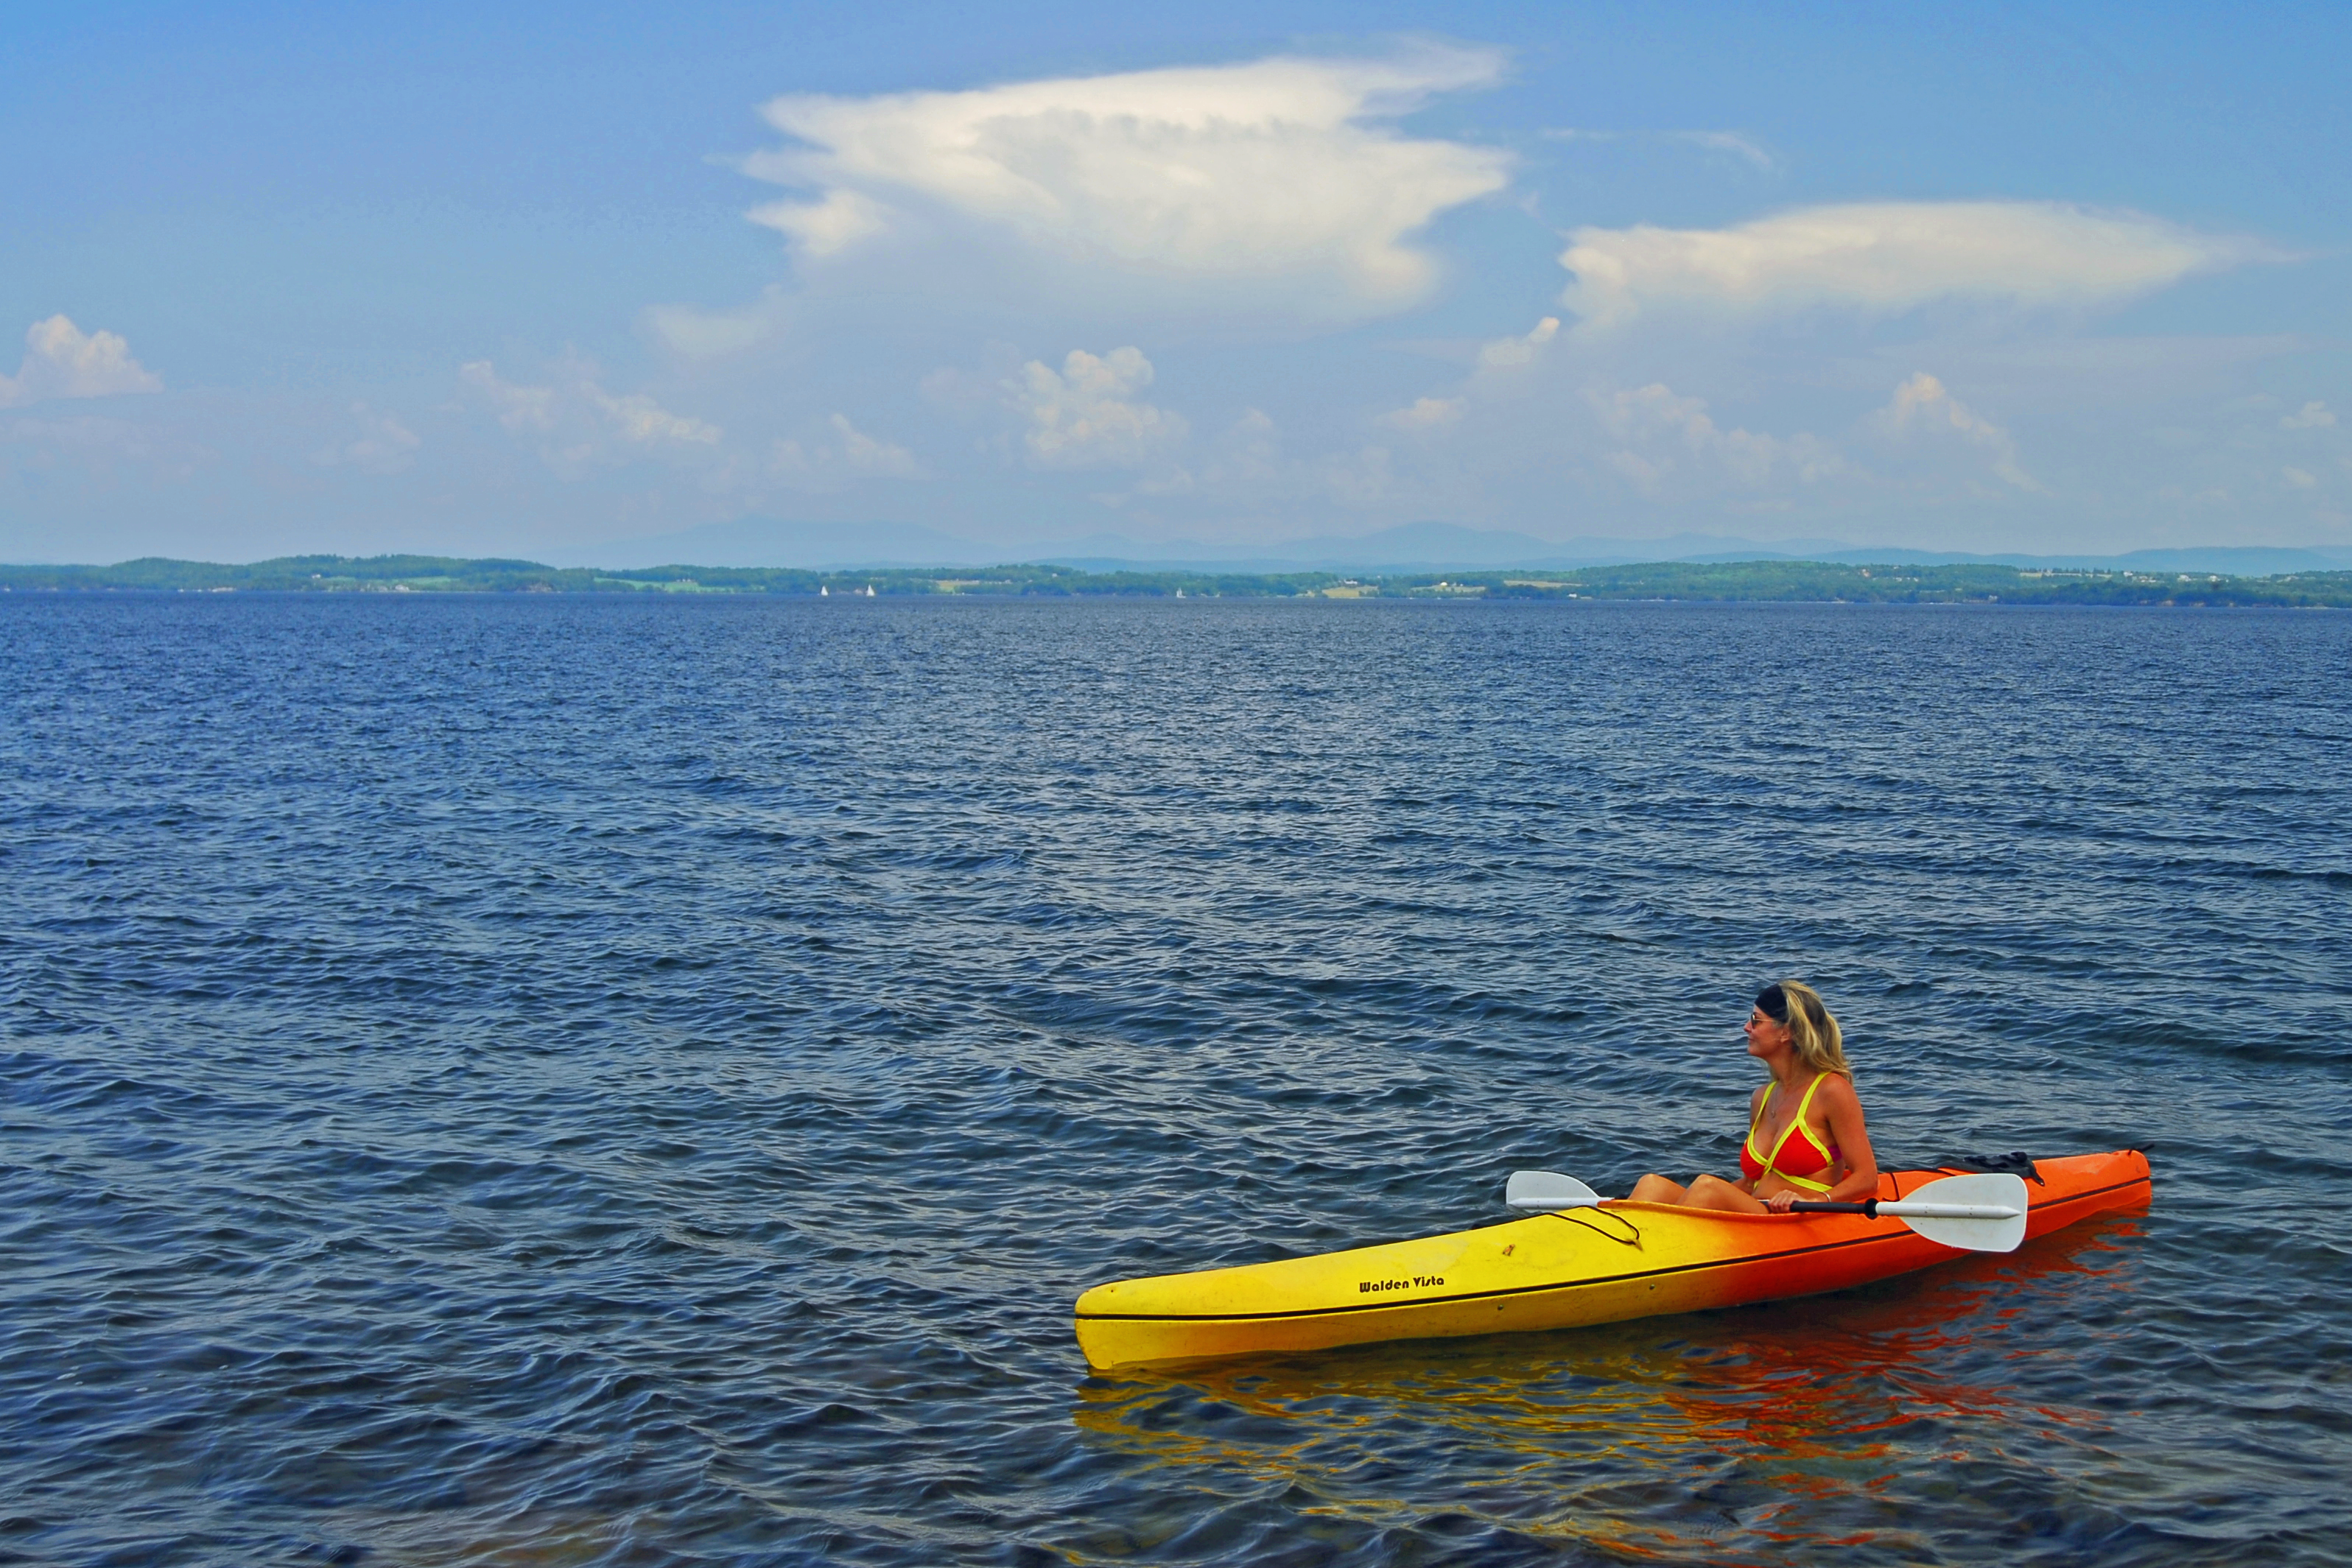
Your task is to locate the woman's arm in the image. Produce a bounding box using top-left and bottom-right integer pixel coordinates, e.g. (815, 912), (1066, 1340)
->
(1764, 1075), (1879, 1211)
(1735, 1083), (1768, 1195)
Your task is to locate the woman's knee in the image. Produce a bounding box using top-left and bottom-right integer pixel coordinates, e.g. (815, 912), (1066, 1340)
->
(1628, 1173), (1684, 1204)
(1684, 1173), (1758, 1212)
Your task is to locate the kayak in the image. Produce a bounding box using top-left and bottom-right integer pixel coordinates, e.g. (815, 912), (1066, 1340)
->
(1075, 1148), (2150, 1371)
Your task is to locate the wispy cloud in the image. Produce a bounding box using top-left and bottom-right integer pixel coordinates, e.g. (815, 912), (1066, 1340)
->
(591, 388), (721, 446)
(756, 413), (922, 488)
(1476, 314), (1560, 368)
(461, 360), (720, 477)
(1383, 395), (1465, 431)
(1560, 202), (2272, 328)
(1668, 130), (1777, 171)
(1544, 127), (1777, 171)
(828, 412), (917, 476)
(315, 403), (421, 474)
(1591, 382), (1847, 490)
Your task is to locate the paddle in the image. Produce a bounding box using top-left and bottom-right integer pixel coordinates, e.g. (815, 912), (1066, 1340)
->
(1505, 1170), (2030, 1253)
(1505, 1170), (1604, 1212)
(1790, 1172), (2030, 1252)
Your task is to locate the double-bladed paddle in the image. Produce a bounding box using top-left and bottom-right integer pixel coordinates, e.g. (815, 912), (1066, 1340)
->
(1505, 1169), (2029, 1253)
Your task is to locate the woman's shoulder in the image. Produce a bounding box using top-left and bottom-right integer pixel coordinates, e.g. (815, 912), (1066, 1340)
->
(1811, 1070), (1863, 1111)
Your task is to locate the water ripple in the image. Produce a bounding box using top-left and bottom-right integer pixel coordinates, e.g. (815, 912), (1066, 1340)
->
(2, 595), (2348, 1565)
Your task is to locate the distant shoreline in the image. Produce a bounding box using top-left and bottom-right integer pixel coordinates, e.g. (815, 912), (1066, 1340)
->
(5, 554), (2351, 608)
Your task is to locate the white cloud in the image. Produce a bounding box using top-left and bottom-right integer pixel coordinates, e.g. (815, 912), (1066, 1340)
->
(2281, 401), (2336, 430)
(1384, 395), (1465, 431)
(749, 189), (892, 258)
(747, 47), (1510, 308)
(1011, 347), (1186, 467)
(0, 316), (164, 407)
(315, 403), (421, 474)
(1476, 315), (1560, 368)
(830, 412), (917, 475)
(1559, 202), (2266, 328)
(758, 416), (920, 488)
(1873, 371), (2043, 492)
(460, 360), (721, 477)
(2283, 466), (2317, 488)
(647, 287), (799, 359)
(462, 361), (558, 433)
(1370, 317), (1558, 438)
(1592, 382), (1844, 489)
(590, 388), (721, 446)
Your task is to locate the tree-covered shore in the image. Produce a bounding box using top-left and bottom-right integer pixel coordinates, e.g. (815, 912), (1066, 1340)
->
(5, 552), (2351, 607)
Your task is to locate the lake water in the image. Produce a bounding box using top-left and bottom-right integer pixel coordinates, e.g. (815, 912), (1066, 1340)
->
(4, 594), (2348, 1567)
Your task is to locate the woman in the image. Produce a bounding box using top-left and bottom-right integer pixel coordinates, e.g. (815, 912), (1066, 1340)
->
(1629, 982), (1880, 1213)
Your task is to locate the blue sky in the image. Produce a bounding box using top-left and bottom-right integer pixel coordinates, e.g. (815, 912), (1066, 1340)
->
(4, 1), (2347, 564)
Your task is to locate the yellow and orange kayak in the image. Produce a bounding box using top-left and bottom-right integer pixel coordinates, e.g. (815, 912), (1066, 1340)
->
(1075, 1149), (2150, 1371)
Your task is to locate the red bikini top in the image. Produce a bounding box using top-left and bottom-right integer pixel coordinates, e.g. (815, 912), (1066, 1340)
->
(1739, 1074), (1840, 1193)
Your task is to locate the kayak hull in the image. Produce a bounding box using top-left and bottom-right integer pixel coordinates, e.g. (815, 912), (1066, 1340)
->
(1075, 1149), (2150, 1371)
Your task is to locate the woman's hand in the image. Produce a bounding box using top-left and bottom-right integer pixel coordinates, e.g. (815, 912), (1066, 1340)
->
(1764, 1190), (1800, 1214)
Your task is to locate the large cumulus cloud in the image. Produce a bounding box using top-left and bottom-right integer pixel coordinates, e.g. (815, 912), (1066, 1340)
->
(739, 47), (1511, 314)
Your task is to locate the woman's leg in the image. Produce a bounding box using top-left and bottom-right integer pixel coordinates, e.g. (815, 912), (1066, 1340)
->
(1626, 1174), (1688, 1203)
(1680, 1173), (1767, 1213)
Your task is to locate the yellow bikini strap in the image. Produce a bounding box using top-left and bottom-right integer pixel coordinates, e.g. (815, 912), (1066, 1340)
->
(1791, 1072), (1828, 1126)
(1745, 1082), (1776, 1158)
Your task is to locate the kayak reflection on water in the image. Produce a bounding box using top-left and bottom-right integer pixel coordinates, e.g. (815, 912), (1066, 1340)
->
(1628, 982), (1881, 1213)
(1067, 1216), (2146, 1564)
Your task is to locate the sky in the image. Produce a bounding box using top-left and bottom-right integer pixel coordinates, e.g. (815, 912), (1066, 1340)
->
(4, 0), (2348, 566)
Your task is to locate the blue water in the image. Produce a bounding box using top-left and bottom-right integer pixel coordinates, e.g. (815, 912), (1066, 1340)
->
(3, 594), (2348, 1567)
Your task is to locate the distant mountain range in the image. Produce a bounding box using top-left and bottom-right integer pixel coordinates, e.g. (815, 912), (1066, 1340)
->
(558, 517), (2352, 580)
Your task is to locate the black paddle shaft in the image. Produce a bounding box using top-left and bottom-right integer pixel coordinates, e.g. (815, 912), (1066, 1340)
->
(1789, 1199), (1881, 1217)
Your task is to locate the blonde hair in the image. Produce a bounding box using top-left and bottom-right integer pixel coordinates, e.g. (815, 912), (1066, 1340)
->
(1776, 980), (1851, 1077)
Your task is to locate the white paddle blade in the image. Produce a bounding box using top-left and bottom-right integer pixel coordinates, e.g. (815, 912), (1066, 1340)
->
(1506, 1170), (1604, 1212)
(1881, 1172), (2030, 1253)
